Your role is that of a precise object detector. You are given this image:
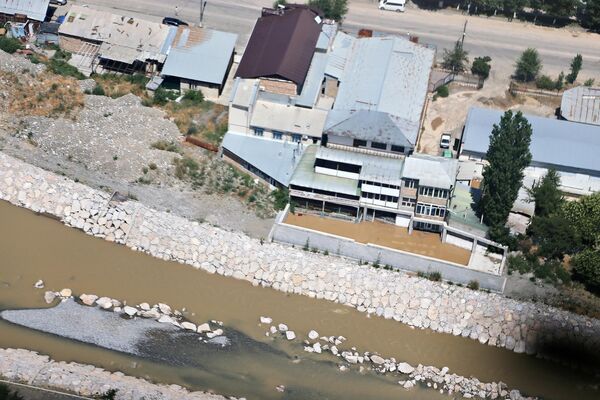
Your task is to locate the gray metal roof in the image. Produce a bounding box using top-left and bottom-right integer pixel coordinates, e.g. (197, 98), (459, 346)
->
(222, 132), (303, 186)
(162, 28), (237, 85)
(296, 51), (328, 108)
(402, 154), (458, 189)
(250, 100), (328, 137)
(325, 109), (419, 147)
(462, 107), (600, 176)
(316, 146), (404, 185)
(290, 146), (359, 196)
(0, 0), (49, 21)
(324, 34), (434, 146)
(560, 86), (600, 126)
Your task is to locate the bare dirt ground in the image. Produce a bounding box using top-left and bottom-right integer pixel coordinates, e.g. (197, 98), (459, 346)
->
(0, 51), (275, 238)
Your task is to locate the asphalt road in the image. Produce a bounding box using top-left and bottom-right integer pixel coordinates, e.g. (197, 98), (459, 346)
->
(66, 0), (600, 80)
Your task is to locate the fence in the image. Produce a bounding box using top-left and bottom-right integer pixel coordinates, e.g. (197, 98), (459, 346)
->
(430, 70), (484, 92)
(509, 81), (562, 99)
(270, 220), (507, 292)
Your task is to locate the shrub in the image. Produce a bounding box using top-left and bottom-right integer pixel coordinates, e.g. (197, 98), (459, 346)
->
(186, 123), (199, 136)
(182, 89), (204, 105)
(173, 156), (199, 179)
(148, 162), (157, 170)
(507, 254), (533, 274)
(428, 271), (442, 281)
(436, 85), (449, 98)
(584, 78), (595, 87)
(153, 87), (178, 106)
(151, 140), (181, 153)
(467, 280), (480, 290)
(471, 56), (492, 79)
(0, 37), (22, 54)
(92, 84), (106, 96)
(535, 75), (556, 90)
(572, 249), (600, 291)
(97, 389), (118, 400)
(303, 239), (310, 251)
(271, 187), (289, 211)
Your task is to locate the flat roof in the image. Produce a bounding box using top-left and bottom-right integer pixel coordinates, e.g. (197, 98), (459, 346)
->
(222, 131), (303, 186)
(462, 107), (600, 176)
(235, 6), (321, 89)
(561, 86), (600, 126)
(0, 0), (49, 22)
(250, 100), (328, 138)
(402, 154), (458, 189)
(229, 78), (260, 109)
(324, 34), (434, 146)
(162, 27), (237, 85)
(290, 145), (359, 196)
(296, 51), (328, 108)
(59, 5), (173, 64)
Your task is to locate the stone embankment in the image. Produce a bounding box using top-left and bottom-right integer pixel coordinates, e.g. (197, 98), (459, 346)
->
(1, 152), (599, 358)
(0, 348), (229, 400)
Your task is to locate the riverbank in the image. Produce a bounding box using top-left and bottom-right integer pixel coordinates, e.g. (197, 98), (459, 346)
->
(0, 152), (599, 361)
(0, 348), (228, 400)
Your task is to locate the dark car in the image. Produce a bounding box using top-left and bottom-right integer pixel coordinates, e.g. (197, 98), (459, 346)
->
(162, 17), (189, 26)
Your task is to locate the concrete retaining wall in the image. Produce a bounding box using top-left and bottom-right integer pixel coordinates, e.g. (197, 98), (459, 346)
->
(271, 222), (507, 292)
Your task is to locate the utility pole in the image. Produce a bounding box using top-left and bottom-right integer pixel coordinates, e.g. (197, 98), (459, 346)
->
(460, 19), (467, 48)
(200, 1), (207, 26)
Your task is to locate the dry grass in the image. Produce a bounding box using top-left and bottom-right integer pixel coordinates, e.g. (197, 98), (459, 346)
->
(165, 102), (227, 146)
(2, 71), (84, 118)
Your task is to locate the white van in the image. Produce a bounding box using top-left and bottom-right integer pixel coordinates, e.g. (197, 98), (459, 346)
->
(379, 0), (406, 12)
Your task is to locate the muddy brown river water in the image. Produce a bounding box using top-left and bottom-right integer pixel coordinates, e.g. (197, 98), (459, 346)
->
(0, 201), (599, 399)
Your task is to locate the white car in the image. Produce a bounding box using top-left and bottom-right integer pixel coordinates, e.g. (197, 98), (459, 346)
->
(379, 0), (406, 12)
(50, 0), (68, 6)
(440, 133), (452, 149)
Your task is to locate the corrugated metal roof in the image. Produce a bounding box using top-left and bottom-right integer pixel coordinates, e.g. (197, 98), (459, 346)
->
(316, 146), (404, 185)
(324, 34), (434, 146)
(296, 51), (328, 108)
(290, 145), (359, 196)
(59, 5), (173, 64)
(462, 107), (600, 176)
(161, 28), (237, 85)
(250, 100), (327, 138)
(236, 7), (321, 89)
(560, 86), (600, 126)
(0, 0), (49, 22)
(222, 131), (303, 186)
(402, 154), (458, 189)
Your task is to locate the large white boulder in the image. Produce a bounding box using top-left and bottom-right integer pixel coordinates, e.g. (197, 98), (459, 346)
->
(158, 303), (172, 315)
(181, 322), (197, 331)
(59, 288), (72, 298)
(308, 330), (319, 340)
(123, 306), (138, 317)
(370, 355), (385, 365)
(79, 294), (98, 306)
(34, 280), (44, 289)
(44, 291), (56, 304)
(398, 362), (415, 374)
(285, 331), (296, 340)
(278, 323), (288, 332)
(260, 316), (272, 324)
(96, 297), (113, 309)
(197, 323), (211, 333)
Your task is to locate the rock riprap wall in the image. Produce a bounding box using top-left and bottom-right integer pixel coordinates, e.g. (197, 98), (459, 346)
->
(0, 348), (227, 400)
(1, 152), (598, 357)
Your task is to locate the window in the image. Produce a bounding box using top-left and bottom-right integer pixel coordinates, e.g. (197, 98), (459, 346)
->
(253, 127), (264, 137)
(292, 134), (302, 143)
(391, 145), (405, 153)
(353, 139), (367, 147)
(416, 202), (446, 217)
(272, 131), (283, 140)
(419, 187), (448, 198)
(404, 179), (416, 188)
(371, 142), (387, 150)
(401, 197), (416, 207)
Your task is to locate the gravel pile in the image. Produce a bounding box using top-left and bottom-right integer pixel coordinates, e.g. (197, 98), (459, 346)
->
(20, 94), (182, 182)
(0, 50), (45, 75)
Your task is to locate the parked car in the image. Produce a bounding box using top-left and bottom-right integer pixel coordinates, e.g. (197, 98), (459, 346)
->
(162, 17), (189, 26)
(379, 0), (405, 12)
(50, 0), (68, 6)
(440, 133), (452, 149)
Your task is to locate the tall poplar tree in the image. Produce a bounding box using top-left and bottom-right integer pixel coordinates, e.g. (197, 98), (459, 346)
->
(478, 111), (533, 233)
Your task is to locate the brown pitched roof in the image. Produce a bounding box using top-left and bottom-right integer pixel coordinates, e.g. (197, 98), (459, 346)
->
(236, 6), (321, 90)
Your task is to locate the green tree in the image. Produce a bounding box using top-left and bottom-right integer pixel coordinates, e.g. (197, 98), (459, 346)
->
(0, 37), (22, 54)
(271, 187), (289, 210)
(555, 71), (565, 91)
(528, 169), (563, 217)
(566, 54), (583, 84)
(527, 213), (580, 259)
(308, 0), (348, 21)
(572, 249), (600, 291)
(442, 41), (469, 72)
(580, 0), (600, 31)
(478, 111), (533, 234)
(514, 48), (542, 82)
(543, 0), (578, 17)
(584, 78), (595, 86)
(562, 193), (600, 248)
(471, 56), (492, 79)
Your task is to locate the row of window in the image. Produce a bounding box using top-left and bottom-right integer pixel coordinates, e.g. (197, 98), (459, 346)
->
(360, 180), (400, 190)
(315, 158), (361, 174)
(361, 192), (399, 203)
(253, 127), (301, 142)
(352, 139), (405, 154)
(415, 202), (446, 218)
(418, 186), (449, 199)
(404, 179), (417, 188)
(401, 197), (416, 208)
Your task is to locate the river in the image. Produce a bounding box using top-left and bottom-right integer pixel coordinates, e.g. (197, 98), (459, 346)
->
(0, 200), (598, 399)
